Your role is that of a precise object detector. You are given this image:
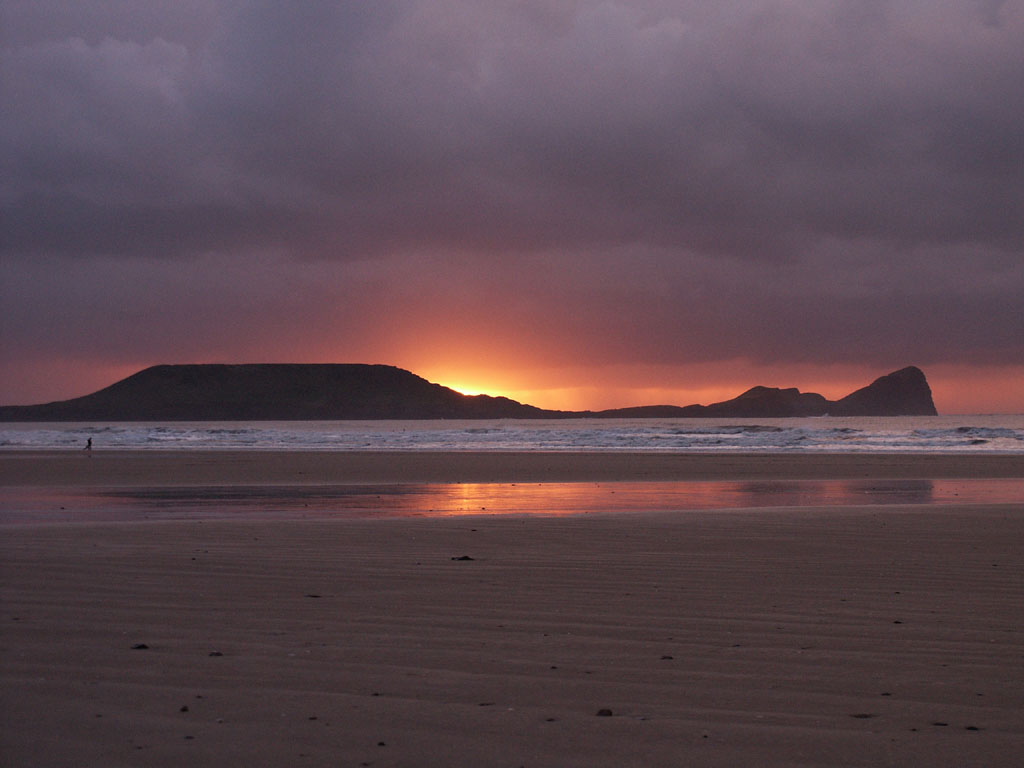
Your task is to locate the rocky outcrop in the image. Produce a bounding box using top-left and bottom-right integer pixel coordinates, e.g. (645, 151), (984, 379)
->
(828, 366), (937, 416)
(0, 364), (938, 421)
(702, 386), (831, 417)
(591, 368), (935, 419)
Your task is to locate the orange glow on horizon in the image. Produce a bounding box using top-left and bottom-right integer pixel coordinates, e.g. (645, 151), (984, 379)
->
(438, 381), (498, 398)
(3, 356), (1022, 415)
(418, 361), (1024, 415)
(424, 372), (520, 401)
(418, 359), (878, 412)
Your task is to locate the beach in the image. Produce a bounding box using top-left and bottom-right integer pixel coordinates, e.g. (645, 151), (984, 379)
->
(2, 451), (1023, 766)
(5, 449), (1024, 486)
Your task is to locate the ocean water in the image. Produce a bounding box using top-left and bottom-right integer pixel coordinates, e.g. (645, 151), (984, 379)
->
(2, 415), (1023, 453)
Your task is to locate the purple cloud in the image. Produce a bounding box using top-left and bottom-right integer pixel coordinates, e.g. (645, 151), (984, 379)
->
(2, 1), (1022, 404)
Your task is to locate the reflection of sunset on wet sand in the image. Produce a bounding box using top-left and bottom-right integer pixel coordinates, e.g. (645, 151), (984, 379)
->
(4, 478), (1023, 524)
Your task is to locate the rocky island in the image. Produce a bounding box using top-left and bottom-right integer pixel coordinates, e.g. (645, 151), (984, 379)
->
(0, 364), (937, 421)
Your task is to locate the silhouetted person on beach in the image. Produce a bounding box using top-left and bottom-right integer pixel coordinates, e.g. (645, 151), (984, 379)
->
(84, 438), (92, 452)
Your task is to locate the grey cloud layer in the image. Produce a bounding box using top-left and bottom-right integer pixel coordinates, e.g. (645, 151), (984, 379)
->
(2, 0), (1022, 371)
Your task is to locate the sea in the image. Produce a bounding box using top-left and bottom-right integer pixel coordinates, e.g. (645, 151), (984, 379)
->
(3, 415), (1023, 522)
(2, 414), (1023, 453)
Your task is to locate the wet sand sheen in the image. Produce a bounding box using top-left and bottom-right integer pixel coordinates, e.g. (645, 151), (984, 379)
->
(3, 478), (1024, 524)
(4, 449), (1024, 487)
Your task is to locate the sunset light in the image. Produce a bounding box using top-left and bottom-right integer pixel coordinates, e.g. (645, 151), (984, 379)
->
(432, 379), (499, 399)
(1, 2), (1022, 415)
(3, 6), (1022, 768)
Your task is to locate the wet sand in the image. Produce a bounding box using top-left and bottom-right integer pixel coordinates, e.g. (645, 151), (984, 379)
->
(1, 451), (1022, 766)
(3, 449), (1024, 486)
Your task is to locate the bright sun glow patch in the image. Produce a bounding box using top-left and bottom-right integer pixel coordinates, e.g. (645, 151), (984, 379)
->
(444, 383), (486, 396)
(428, 376), (535, 404)
(436, 379), (505, 398)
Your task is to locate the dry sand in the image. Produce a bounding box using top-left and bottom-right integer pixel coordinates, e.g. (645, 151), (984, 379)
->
(2, 451), (1023, 766)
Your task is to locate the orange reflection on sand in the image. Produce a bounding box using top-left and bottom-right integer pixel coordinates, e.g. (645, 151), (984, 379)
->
(2, 479), (1022, 524)
(425, 483), (593, 517)
(413, 478), (1024, 517)
(419, 480), (946, 517)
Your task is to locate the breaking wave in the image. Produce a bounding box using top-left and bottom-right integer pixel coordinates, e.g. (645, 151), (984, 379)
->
(2, 415), (1023, 453)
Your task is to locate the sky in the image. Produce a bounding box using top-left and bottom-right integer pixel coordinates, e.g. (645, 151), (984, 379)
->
(2, 0), (1022, 414)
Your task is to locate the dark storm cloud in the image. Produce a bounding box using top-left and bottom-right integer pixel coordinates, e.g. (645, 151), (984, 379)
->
(6, 0), (1023, 257)
(2, 0), (1022, 383)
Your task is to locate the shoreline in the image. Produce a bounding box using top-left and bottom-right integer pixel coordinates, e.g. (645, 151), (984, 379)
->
(3, 449), (1024, 487)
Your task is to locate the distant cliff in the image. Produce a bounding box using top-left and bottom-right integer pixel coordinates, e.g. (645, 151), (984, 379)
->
(0, 364), (551, 421)
(594, 367), (937, 419)
(828, 366), (938, 416)
(0, 364), (937, 421)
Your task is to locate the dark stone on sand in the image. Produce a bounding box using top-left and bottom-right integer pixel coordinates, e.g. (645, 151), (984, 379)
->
(208, 651), (223, 657)
(130, 643), (149, 650)
(850, 713), (876, 719)
(661, 655), (674, 660)
(596, 709), (613, 717)
(451, 555), (475, 561)
(180, 705), (189, 712)
(305, 594), (322, 598)
(932, 721), (949, 727)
